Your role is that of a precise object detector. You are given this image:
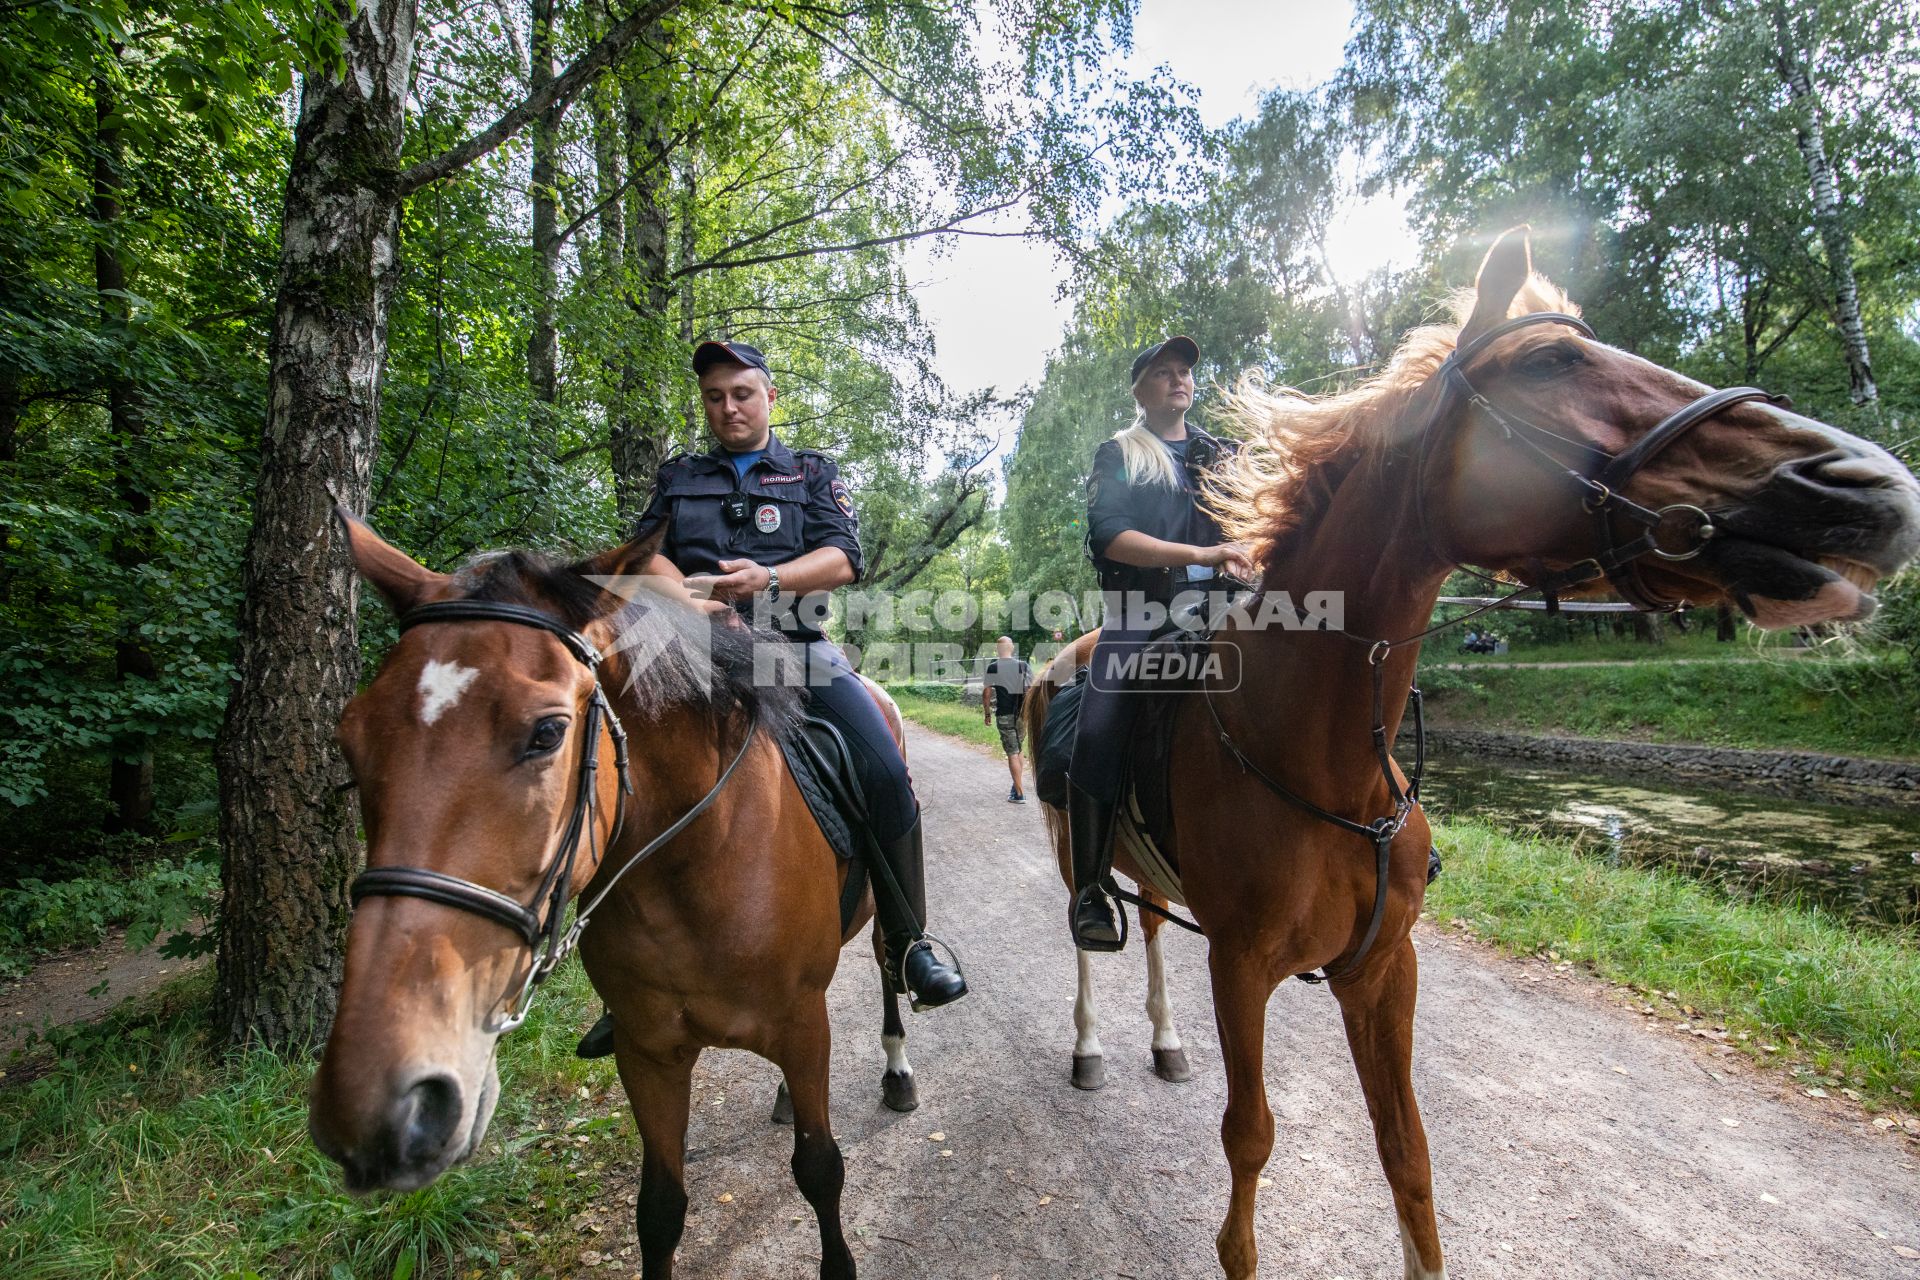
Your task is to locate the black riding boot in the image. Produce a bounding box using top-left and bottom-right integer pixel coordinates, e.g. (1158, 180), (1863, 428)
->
(875, 815), (968, 1011)
(576, 1009), (616, 1059)
(1068, 781), (1123, 952)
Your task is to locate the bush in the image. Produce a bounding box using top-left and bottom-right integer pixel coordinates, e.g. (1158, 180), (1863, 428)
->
(0, 849), (216, 978)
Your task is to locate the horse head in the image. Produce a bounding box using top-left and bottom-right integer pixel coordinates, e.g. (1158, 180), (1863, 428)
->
(1430, 227), (1919, 625)
(308, 516), (666, 1193)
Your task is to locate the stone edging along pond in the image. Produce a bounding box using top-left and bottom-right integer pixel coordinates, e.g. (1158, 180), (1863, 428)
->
(1401, 726), (1920, 809)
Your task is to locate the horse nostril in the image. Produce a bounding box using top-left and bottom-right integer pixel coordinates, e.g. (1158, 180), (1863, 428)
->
(1800, 450), (1905, 491)
(392, 1073), (464, 1168)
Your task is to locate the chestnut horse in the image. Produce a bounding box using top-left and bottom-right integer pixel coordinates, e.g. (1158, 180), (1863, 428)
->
(308, 519), (920, 1279)
(1027, 227), (1920, 1279)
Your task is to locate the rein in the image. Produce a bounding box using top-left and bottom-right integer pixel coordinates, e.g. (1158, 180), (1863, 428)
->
(1204, 311), (1785, 984)
(348, 598), (758, 1033)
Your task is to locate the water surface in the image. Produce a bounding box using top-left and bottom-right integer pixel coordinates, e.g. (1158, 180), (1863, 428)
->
(1421, 747), (1920, 931)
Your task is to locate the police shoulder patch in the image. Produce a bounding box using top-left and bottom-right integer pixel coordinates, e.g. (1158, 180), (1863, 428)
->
(830, 479), (855, 517)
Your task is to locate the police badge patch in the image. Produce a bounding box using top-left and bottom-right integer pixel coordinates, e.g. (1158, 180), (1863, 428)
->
(754, 503), (781, 533)
(830, 480), (855, 517)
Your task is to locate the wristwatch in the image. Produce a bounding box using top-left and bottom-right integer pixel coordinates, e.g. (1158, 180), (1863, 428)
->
(765, 564), (781, 601)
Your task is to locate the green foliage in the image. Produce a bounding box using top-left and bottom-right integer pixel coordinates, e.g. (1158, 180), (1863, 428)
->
(1430, 819), (1920, 1108)
(1338, 0), (1920, 422)
(0, 848), (215, 979)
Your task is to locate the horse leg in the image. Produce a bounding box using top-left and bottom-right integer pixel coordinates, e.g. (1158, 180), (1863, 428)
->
(1140, 902), (1189, 1083)
(1071, 947), (1105, 1090)
(1333, 936), (1446, 1280)
(1209, 950), (1276, 1280)
(872, 929), (918, 1112)
(774, 998), (857, 1280)
(615, 1049), (697, 1280)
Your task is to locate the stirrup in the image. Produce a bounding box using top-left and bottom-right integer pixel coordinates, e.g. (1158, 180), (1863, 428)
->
(1069, 881), (1127, 953)
(890, 931), (967, 1012)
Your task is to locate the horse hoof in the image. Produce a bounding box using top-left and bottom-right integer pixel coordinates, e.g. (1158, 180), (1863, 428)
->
(1153, 1047), (1192, 1083)
(771, 1081), (794, 1125)
(1072, 1054), (1105, 1091)
(881, 1070), (919, 1113)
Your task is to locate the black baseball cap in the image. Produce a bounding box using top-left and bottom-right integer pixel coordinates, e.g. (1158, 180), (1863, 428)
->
(1129, 335), (1199, 386)
(692, 340), (770, 377)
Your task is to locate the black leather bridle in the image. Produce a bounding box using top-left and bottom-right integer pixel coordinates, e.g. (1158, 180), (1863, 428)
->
(348, 598), (756, 1033)
(1203, 310), (1788, 984)
(1422, 310), (1788, 612)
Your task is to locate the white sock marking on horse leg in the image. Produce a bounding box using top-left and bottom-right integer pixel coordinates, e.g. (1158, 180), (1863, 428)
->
(1144, 927), (1182, 1052)
(1074, 950), (1103, 1059)
(882, 1032), (912, 1077)
(417, 660), (478, 725)
(1399, 1219), (1447, 1280)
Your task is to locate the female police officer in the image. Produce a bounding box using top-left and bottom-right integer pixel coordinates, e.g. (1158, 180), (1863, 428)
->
(577, 340), (966, 1058)
(1066, 336), (1253, 951)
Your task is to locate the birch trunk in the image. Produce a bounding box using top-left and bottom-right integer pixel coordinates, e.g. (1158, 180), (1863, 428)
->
(215, 0), (417, 1048)
(1769, 2), (1877, 406)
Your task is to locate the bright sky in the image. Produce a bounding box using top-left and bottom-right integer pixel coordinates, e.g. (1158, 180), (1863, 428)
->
(902, 0), (1418, 466)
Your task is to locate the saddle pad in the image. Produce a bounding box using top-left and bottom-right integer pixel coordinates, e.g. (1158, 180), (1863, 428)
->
(778, 716), (860, 863)
(777, 717), (870, 934)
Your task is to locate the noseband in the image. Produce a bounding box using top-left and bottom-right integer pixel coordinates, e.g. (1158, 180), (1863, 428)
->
(1424, 311), (1787, 611)
(348, 598), (756, 1033)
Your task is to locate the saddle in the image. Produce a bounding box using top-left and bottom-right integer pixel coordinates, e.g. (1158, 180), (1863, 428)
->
(778, 715), (872, 934)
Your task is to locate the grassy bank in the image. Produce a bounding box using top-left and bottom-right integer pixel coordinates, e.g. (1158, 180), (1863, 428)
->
(0, 966), (631, 1278)
(1429, 820), (1920, 1111)
(1420, 656), (1920, 759)
(889, 687), (1003, 752)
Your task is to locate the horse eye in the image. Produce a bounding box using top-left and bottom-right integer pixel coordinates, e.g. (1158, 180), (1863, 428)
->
(524, 717), (568, 759)
(1520, 345), (1580, 378)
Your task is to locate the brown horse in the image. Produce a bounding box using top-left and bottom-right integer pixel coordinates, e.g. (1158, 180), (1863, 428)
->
(308, 518), (920, 1279)
(1027, 227), (1920, 1279)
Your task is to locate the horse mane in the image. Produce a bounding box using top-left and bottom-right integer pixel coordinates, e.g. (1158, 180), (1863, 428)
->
(450, 549), (807, 740)
(1208, 275), (1578, 567)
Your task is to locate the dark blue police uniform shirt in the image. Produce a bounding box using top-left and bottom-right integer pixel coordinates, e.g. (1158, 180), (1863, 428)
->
(1084, 427), (1234, 599)
(633, 432), (863, 642)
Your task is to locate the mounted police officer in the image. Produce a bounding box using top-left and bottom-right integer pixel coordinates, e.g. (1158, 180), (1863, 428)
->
(1066, 336), (1253, 951)
(577, 340), (967, 1057)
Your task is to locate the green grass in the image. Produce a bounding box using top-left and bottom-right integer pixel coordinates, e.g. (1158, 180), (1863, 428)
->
(0, 965), (634, 1278)
(1430, 820), (1920, 1111)
(889, 689), (1003, 752)
(1421, 656), (1920, 759)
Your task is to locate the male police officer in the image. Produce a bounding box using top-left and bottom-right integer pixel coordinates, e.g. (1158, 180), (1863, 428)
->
(576, 340), (965, 1058)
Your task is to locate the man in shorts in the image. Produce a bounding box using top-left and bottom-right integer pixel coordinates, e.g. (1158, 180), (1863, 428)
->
(981, 635), (1032, 803)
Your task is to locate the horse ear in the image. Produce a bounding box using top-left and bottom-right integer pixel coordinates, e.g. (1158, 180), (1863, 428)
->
(1459, 225), (1534, 347)
(572, 522), (670, 618)
(336, 505), (444, 616)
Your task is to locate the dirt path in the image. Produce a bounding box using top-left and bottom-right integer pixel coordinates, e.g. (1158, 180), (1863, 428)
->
(0, 925), (207, 1059)
(551, 724), (1918, 1279)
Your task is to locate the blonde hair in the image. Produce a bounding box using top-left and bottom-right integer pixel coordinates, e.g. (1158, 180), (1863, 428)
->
(1111, 412), (1182, 489)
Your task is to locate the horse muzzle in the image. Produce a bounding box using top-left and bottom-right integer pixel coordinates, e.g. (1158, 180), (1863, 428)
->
(1679, 445), (1920, 627)
(309, 1056), (499, 1193)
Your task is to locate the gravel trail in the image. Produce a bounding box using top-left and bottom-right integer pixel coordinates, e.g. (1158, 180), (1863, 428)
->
(615, 725), (1920, 1279)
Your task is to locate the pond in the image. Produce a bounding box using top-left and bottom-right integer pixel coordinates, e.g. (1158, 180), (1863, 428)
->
(1420, 747), (1920, 932)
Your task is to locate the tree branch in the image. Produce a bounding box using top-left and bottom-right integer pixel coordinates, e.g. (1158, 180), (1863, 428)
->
(671, 197), (1024, 280)
(397, 0), (683, 198)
